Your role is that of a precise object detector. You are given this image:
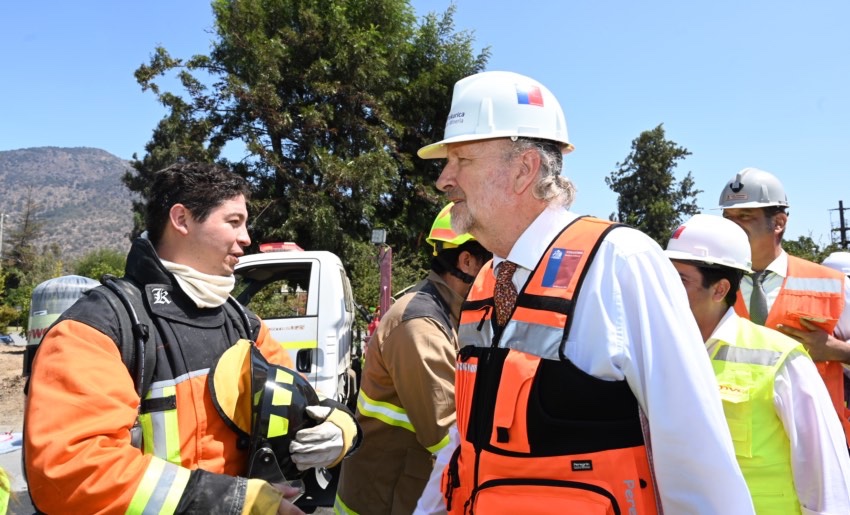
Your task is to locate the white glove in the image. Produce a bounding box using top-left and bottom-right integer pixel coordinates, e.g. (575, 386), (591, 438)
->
(289, 406), (344, 471)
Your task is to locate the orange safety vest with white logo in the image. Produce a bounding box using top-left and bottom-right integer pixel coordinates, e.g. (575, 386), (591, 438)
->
(443, 217), (659, 515)
(734, 255), (850, 446)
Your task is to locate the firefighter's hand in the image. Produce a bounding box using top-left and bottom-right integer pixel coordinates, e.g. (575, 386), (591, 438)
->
(273, 483), (306, 515)
(244, 479), (304, 515)
(290, 406), (357, 470)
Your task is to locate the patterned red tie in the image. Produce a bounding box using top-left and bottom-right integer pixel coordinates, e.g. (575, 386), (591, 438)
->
(494, 261), (518, 326)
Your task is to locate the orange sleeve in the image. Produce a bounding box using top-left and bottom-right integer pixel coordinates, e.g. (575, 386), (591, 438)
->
(24, 320), (153, 513)
(254, 319), (294, 369)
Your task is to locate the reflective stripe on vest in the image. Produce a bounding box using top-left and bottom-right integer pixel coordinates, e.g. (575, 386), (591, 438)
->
(734, 255), (849, 447)
(447, 217), (659, 514)
(783, 276), (844, 294)
(710, 320), (802, 513)
(126, 457), (191, 515)
(714, 345), (783, 367)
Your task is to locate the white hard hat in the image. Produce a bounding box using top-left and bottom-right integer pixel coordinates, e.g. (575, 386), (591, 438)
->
(665, 214), (753, 273)
(718, 167), (789, 209)
(418, 71), (573, 159)
(822, 251), (850, 275)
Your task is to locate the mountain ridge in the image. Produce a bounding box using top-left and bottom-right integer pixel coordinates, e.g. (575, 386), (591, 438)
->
(0, 146), (135, 264)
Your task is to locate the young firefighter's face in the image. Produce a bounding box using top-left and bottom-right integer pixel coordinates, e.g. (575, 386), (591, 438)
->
(182, 194), (250, 276)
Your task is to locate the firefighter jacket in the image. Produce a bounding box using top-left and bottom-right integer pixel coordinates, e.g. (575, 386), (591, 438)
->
(734, 254), (850, 447)
(336, 272), (462, 515)
(25, 237), (294, 514)
(710, 314), (804, 513)
(444, 217), (660, 515)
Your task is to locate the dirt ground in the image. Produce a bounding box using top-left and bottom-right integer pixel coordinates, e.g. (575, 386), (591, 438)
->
(0, 344), (25, 432)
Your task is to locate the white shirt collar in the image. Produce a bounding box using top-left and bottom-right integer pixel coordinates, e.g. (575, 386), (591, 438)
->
(762, 249), (788, 278)
(492, 206), (577, 277)
(706, 307), (740, 352)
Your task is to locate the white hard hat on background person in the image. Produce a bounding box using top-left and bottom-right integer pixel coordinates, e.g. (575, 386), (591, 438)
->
(823, 251), (850, 276)
(665, 214), (753, 273)
(717, 167), (789, 209)
(418, 71), (573, 159)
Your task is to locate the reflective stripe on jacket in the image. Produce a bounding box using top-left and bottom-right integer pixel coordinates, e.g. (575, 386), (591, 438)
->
(445, 217), (659, 514)
(734, 255), (850, 446)
(711, 318), (803, 513)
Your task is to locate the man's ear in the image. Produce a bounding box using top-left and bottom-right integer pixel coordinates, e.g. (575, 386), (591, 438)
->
(713, 278), (732, 304)
(772, 211), (788, 234)
(457, 250), (486, 276)
(169, 204), (191, 236)
(456, 250), (475, 275)
(513, 148), (540, 194)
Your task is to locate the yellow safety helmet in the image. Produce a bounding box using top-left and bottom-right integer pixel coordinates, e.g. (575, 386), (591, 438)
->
(210, 339), (320, 482)
(425, 203), (474, 256)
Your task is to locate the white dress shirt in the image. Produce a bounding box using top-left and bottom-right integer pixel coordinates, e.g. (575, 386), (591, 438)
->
(708, 308), (850, 514)
(416, 207), (754, 514)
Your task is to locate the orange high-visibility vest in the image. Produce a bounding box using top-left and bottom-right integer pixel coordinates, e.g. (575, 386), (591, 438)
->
(734, 255), (850, 446)
(444, 217), (659, 515)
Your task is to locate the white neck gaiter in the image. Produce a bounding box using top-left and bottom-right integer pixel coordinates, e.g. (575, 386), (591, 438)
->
(160, 259), (235, 308)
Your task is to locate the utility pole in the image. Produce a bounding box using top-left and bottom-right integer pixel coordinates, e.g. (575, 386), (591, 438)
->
(371, 228), (392, 316)
(831, 201), (849, 249)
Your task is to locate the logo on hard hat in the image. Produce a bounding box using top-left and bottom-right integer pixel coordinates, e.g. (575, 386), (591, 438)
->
(446, 111), (465, 127)
(729, 181), (744, 193)
(670, 225), (686, 239)
(515, 84), (544, 106)
(724, 194), (748, 201)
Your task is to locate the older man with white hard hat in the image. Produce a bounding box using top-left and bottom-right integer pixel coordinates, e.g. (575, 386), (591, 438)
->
(413, 70), (754, 514)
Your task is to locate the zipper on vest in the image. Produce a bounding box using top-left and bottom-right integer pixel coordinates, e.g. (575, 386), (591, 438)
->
(476, 305), (492, 331)
(467, 478), (622, 515)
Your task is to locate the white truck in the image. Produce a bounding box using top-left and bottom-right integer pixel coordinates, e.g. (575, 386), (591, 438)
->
(233, 242), (360, 408)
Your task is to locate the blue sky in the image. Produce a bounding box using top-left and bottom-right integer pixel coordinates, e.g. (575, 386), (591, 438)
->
(2, 0), (848, 244)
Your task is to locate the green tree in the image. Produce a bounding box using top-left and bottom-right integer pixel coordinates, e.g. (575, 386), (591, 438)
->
(131, 0), (488, 307)
(605, 124), (702, 245)
(73, 248), (127, 280)
(3, 188), (45, 277)
(5, 243), (64, 331)
(783, 235), (841, 263)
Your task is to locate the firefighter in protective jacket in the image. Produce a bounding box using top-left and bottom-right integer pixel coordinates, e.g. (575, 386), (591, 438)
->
(335, 203), (490, 514)
(24, 163), (359, 514)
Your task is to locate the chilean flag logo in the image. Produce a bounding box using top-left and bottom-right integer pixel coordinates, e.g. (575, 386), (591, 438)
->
(516, 84), (544, 106)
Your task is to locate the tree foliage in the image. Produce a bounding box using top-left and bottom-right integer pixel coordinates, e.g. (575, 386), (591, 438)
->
(783, 235), (842, 263)
(73, 248), (127, 280)
(130, 0), (488, 307)
(3, 188), (45, 277)
(605, 124), (702, 245)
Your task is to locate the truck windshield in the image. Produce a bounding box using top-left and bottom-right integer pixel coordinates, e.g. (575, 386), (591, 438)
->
(234, 264), (312, 319)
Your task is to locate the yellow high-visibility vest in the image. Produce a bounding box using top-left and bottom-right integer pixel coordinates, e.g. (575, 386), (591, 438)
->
(711, 318), (803, 514)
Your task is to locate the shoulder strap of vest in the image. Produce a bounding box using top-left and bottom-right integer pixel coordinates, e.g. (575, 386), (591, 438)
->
(552, 216), (626, 361)
(99, 275), (155, 400)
